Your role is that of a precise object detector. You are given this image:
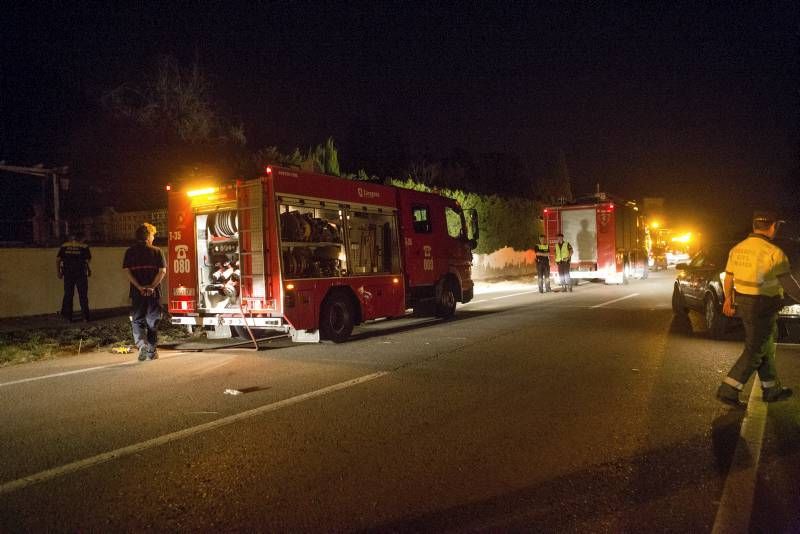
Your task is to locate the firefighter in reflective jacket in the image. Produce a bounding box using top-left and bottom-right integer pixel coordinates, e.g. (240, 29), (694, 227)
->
(57, 232), (91, 321)
(716, 211), (792, 407)
(554, 233), (573, 292)
(534, 234), (551, 293)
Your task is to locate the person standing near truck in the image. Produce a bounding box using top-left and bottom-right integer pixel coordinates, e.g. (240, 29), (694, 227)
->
(717, 211), (793, 407)
(123, 223), (166, 361)
(57, 231), (91, 322)
(554, 233), (573, 292)
(534, 234), (552, 293)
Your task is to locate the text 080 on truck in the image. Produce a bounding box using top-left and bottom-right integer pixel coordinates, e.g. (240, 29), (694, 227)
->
(167, 166), (479, 343)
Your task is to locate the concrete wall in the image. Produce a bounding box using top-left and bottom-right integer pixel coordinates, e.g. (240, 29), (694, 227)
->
(0, 247), (168, 319)
(0, 245), (534, 318)
(473, 247), (537, 280)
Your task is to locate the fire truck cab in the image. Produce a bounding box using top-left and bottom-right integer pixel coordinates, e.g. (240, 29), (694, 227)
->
(167, 167), (478, 343)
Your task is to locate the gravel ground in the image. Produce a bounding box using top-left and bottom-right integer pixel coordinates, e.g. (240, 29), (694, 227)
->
(0, 312), (193, 366)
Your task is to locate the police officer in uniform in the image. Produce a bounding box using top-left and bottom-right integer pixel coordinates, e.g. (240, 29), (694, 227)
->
(717, 211), (793, 407)
(56, 232), (91, 321)
(123, 223), (166, 361)
(554, 233), (573, 292)
(534, 234), (552, 293)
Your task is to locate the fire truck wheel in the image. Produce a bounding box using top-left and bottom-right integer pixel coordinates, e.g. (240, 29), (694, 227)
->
(435, 280), (457, 318)
(320, 294), (355, 343)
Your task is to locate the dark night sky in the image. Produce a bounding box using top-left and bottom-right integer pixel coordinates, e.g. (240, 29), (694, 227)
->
(2, 2), (798, 236)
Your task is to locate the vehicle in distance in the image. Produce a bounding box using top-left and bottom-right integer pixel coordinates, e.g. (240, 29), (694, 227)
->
(672, 241), (800, 341)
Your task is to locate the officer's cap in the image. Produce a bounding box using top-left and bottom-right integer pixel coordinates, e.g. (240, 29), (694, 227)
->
(752, 211), (783, 224)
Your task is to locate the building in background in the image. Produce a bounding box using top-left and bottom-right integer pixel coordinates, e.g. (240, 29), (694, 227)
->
(75, 207), (167, 244)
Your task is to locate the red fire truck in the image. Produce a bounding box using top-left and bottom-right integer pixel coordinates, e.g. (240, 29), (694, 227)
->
(542, 194), (648, 285)
(167, 166), (478, 342)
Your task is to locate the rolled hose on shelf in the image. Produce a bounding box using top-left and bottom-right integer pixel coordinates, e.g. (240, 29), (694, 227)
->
(209, 210), (238, 238)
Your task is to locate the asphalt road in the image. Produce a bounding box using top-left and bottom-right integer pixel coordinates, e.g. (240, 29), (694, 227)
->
(1, 271), (798, 532)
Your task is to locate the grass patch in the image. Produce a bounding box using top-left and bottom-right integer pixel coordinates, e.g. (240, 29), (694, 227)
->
(0, 314), (193, 367)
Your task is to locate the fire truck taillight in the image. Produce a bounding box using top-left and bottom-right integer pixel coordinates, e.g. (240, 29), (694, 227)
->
(165, 184), (172, 191)
(285, 283), (295, 290)
(171, 300), (195, 311)
(266, 166), (273, 174)
(393, 277), (399, 284)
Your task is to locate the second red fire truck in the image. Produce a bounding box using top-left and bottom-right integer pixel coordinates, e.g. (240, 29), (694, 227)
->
(543, 193), (648, 285)
(167, 166), (478, 342)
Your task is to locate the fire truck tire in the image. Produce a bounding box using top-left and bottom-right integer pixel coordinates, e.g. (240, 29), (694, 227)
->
(435, 280), (457, 318)
(320, 294), (355, 343)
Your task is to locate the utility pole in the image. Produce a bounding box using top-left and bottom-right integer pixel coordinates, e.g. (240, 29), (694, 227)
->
(0, 163), (70, 241)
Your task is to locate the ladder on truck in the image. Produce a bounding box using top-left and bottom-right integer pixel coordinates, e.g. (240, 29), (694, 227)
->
(236, 179), (268, 348)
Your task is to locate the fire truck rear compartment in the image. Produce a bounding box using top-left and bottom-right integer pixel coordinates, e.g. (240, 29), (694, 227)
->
(195, 210), (241, 311)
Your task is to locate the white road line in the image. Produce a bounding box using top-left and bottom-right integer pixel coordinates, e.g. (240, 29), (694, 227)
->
(590, 293), (640, 308)
(0, 371), (388, 496)
(711, 378), (767, 534)
(0, 361), (140, 388)
(490, 290), (541, 300)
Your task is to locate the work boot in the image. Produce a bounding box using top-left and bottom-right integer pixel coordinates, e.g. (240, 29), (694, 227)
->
(762, 385), (793, 402)
(716, 383), (746, 409)
(137, 346), (149, 361)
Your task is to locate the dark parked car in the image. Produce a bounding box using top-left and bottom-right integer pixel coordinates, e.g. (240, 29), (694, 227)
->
(672, 239), (800, 340)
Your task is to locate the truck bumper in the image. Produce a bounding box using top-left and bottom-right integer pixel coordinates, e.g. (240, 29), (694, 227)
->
(171, 314), (287, 329)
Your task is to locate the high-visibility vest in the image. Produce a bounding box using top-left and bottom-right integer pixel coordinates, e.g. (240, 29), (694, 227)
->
(535, 243), (549, 263)
(555, 242), (571, 263)
(725, 233), (789, 297)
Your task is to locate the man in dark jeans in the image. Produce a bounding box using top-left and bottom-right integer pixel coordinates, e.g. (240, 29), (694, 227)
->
(123, 223), (166, 361)
(717, 211), (793, 407)
(57, 232), (91, 321)
(534, 234), (551, 293)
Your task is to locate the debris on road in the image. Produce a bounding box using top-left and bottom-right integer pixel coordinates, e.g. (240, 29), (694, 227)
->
(224, 388), (243, 396)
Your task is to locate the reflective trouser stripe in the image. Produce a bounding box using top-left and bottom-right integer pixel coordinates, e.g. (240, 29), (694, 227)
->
(724, 377), (744, 390)
(761, 380), (776, 388)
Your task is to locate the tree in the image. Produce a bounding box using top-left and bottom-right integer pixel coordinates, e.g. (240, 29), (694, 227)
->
(553, 148), (573, 202)
(305, 137), (341, 176)
(64, 56), (249, 212)
(102, 56), (245, 146)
